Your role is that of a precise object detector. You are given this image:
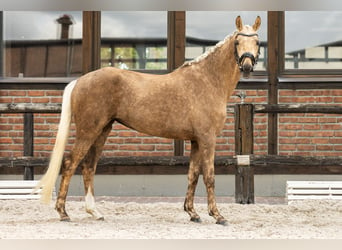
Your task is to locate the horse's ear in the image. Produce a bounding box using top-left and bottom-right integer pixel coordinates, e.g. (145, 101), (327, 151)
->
(253, 16), (261, 31)
(235, 16), (243, 31)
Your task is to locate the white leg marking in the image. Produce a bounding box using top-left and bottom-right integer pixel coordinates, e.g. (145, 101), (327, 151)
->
(85, 187), (104, 220)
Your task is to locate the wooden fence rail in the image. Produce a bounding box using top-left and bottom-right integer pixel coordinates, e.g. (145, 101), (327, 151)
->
(254, 104), (342, 114)
(1, 155), (341, 175)
(0, 103), (61, 113)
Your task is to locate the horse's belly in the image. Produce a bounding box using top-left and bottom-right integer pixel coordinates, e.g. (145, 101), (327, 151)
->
(124, 119), (194, 140)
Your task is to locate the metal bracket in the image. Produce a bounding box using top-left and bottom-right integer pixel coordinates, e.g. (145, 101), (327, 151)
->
(236, 91), (246, 104)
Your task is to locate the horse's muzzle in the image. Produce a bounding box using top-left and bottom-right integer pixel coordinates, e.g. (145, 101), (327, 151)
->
(242, 63), (253, 78)
(238, 52), (257, 78)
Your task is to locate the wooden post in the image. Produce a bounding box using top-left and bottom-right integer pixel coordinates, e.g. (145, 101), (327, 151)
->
(234, 104), (254, 204)
(267, 11), (284, 155)
(167, 11), (186, 156)
(82, 11), (101, 74)
(23, 113), (34, 180)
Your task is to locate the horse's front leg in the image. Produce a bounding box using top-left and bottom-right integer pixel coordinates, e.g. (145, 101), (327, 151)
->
(200, 139), (227, 225)
(184, 140), (201, 222)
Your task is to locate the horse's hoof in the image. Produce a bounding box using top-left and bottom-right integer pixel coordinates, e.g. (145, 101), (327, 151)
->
(216, 218), (228, 226)
(60, 216), (71, 222)
(96, 216), (104, 221)
(190, 217), (202, 223)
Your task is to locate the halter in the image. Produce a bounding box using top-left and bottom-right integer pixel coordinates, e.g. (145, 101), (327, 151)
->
(234, 32), (260, 71)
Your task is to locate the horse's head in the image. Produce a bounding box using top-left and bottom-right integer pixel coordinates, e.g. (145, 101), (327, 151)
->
(234, 16), (261, 78)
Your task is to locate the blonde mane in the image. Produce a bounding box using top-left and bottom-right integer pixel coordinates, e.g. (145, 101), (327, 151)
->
(181, 31), (236, 68)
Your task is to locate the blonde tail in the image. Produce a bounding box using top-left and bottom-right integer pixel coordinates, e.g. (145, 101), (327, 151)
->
(35, 80), (77, 204)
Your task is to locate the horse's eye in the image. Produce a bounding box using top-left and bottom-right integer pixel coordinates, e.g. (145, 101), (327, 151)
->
(234, 40), (239, 46)
(256, 41), (260, 46)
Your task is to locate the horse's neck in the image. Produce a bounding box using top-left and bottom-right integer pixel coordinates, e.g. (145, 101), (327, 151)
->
(185, 36), (240, 100)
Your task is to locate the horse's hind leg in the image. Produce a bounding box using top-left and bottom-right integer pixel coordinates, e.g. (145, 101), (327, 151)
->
(55, 137), (95, 221)
(184, 140), (202, 222)
(81, 122), (113, 220)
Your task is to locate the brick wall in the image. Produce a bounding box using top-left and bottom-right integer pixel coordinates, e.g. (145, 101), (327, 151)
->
(1, 88), (342, 158)
(278, 89), (342, 156)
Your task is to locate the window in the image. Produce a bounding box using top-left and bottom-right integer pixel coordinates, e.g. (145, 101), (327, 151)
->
(285, 11), (342, 70)
(101, 12), (167, 70)
(3, 11), (82, 77)
(186, 11), (267, 71)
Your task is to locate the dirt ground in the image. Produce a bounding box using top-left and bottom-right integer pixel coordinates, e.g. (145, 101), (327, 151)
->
(0, 198), (341, 239)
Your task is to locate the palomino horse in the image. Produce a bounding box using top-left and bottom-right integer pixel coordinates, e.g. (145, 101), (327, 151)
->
(37, 16), (261, 225)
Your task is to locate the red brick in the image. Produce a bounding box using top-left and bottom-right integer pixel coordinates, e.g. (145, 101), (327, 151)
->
(279, 145), (296, 151)
(50, 97), (62, 103)
(0, 131), (9, 137)
(303, 124), (320, 130)
(297, 131), (333, 137)
(316, 145), (333, 151)
(32, 98), (50, 103)
(142, 138), (171, 144)
(0, 124), (14, 130)
(46, 90), (62, 96)
(321, 124), (341, 130)
(279, 131), (297, 137)
(315, 96), (333, 103)
(279, 90), (296, 96)
(13, 97), (31, 103)
(282, 124), (303, 130)
(292, 152), (311, 156)
(34, 124), (50, 130)
(312, 138), (330, 144)
(279, 117), (299, 123)
(103, 144), (119, 151)
(332, 90), (342, 95)
(7, 117), (23, 123)
(12, 137), (23, 143)
(297, 145), (315, 151)
(296, 97), (316, 103)
(0, 97), (13, 103)
(254, 124), (267, 130)
(334, 131), (342, 137)
(28, 90), (45, 96)
(106, 138), (124, 144)
(300, 117), (319, 123)
(329, 138), (342, 144)
(119, 145), (137, 151)
(155, 145), (173, 151)
(255, 138), (267, 144)
(333, 145), (342, 151)
(118, 131), (137, 137)
(9, 91), (27, 96)
(137, 145), (155, 151)
(124, 138), (142, 144)
(278, 97), (294, 103)
(0, 90), (9, 96)
(0, 138), (13, 144)
(45, 117), (61, 123)
(318, 117), (337, 123)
